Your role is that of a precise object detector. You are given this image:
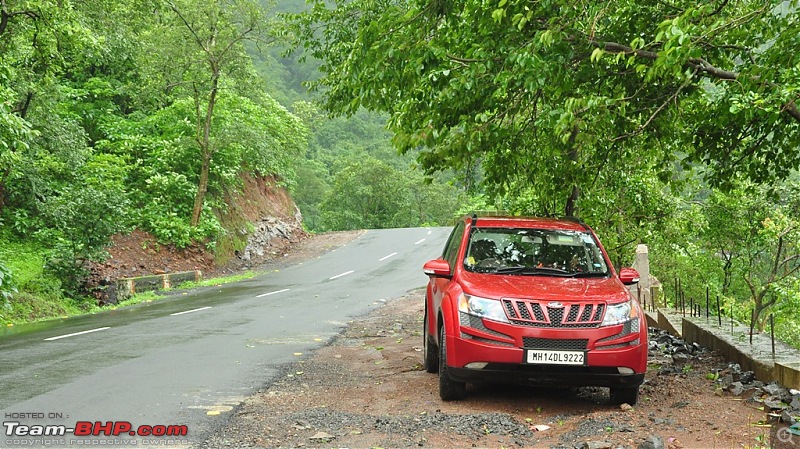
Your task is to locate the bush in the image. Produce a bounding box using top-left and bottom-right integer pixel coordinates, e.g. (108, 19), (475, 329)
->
(40, 171), (129, 296)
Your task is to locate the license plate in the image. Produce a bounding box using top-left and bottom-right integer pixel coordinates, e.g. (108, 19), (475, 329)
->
(525, 349), (585, 365)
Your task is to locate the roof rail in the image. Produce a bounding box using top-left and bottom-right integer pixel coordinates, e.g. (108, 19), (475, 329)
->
(467, 210), (509, 218)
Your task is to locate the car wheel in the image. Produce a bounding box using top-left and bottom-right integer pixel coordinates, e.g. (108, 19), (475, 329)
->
(438, 324), (466, 401)
(423, 309), (438, 373)
(609, 386), (639, 405)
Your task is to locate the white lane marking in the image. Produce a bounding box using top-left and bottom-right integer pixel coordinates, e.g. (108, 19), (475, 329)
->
(329, 270), (354, 280)
(171, 306), (212, 316)
(256, 288), (290, 298)
(379, 252), (397, 261)
(414, 238), (426, 245)
(45, 327), (110, 341)
(427, 230), (432, 235)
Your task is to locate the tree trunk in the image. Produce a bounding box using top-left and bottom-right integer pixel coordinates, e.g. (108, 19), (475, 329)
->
(189, 66), (220, 227)
(191, 151), (211, 227)
(563, 126), (580, 217)
(564, 185), (580, 217)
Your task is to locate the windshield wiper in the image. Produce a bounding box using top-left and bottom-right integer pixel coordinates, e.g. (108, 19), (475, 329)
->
(571, 271), (610, 278)
(490, 266), (573, 276)
(492, 266), (527, 274)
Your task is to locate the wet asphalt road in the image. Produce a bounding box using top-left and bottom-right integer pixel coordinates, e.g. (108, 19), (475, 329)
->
(0, 227), (451, 448)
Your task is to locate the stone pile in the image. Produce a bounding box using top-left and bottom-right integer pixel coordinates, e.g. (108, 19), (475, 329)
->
(240, 212), (304, 262)
(648, 329), (707, 374)
(649, 328), (800, 424)
(717, 362), (800, 425)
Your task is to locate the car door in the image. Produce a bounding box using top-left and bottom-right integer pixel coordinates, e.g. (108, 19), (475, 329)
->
(429, 220), (466, 338)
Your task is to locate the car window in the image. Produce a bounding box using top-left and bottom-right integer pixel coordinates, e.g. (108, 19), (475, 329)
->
(463, 228), (609, 276)
(442, 221), (465, 269)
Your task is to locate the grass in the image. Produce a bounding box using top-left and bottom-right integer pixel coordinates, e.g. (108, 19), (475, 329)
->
(174, 270), (261, 289)
(1, 261), (265, 326)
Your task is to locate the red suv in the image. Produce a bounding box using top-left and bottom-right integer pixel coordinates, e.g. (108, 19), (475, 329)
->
(423, 215), (647, 404)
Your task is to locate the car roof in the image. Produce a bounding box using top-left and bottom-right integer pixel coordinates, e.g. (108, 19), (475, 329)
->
(465, 216), (589, 232)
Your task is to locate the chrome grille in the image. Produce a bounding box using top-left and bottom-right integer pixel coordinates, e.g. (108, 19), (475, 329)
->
(523, 337), (588, 351)
(502, 299), (605, 328)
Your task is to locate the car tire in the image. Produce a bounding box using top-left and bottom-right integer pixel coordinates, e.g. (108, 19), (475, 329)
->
(438, 324), (467, 401)
(423, 309), (438, 373)
(609, 386), (639, 405)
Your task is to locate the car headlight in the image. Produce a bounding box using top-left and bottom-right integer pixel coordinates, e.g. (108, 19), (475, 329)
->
(601, 300), (638, 326)
(458, 294), (509, 323)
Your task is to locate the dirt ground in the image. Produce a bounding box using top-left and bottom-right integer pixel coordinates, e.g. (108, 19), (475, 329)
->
(199, 291), (774, 449)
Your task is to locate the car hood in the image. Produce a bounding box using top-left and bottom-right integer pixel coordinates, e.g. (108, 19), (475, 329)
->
(458, 270), (631, 304)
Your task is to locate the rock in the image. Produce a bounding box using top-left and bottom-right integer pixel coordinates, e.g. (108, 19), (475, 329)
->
(781, 410), (798, 424)
(620, 403), (634, 411)
(764, 382), (786, 397)
(671, 353), (690, 365)
(764, 396), (789, 410)
(734, 370), (755, 384)
(659, 365), (678, 375)
(791, 396), (800, 410)
(671, 342), (690, 355)
(651, 418), (676, 426)
(579, 442), (613, 449)
(727, 381), (746, 396)
(309, 431), (334, 441)
(656, 333), (673, 344)
(719, 374), (734, 386)
(667, 437), (684, 449)
(638, 435), (665, 449)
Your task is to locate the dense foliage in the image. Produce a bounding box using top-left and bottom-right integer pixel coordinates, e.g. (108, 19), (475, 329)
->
(0, 0), (311, 307)
(0, 0), (465, 322)
(286, 0), (800, 346)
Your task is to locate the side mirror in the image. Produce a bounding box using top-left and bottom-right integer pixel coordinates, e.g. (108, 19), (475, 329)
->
(423, 259), (452, 278)
(619, 267), (640, 285)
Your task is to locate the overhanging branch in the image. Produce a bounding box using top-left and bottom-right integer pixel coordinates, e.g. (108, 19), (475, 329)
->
(590, 39), (800, 124)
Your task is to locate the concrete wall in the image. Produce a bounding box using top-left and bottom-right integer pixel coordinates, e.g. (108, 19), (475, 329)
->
(116, 270), (202, 301)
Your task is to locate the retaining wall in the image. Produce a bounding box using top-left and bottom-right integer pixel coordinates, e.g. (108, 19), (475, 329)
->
(115, 270), (202, 301)
(651, 308), (800, 389)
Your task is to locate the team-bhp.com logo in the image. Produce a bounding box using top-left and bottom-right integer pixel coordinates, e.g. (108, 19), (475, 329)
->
(4, 420), (188, 437)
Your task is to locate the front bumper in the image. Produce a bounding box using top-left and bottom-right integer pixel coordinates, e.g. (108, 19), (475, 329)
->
(448, 364), (645, 388)
(444, 318), (648, 388)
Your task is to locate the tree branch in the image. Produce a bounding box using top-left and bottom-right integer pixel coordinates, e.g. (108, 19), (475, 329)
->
(611, 67), (698, 142)
(0, 0), (40, 36)
(704, 0), (730, 19)
(590, 39), (800, 124)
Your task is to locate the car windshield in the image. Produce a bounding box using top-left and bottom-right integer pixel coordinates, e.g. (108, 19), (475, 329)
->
(463, 228), (610, 276)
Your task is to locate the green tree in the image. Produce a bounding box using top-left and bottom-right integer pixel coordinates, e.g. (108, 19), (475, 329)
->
(140, 0), (275, 226)
(0, 0), (95, 214)
(320, 158), (412, 230)
(663, 182), (800, 334)
(288, 0), (800, 215)
(745, 211), (800, 333)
